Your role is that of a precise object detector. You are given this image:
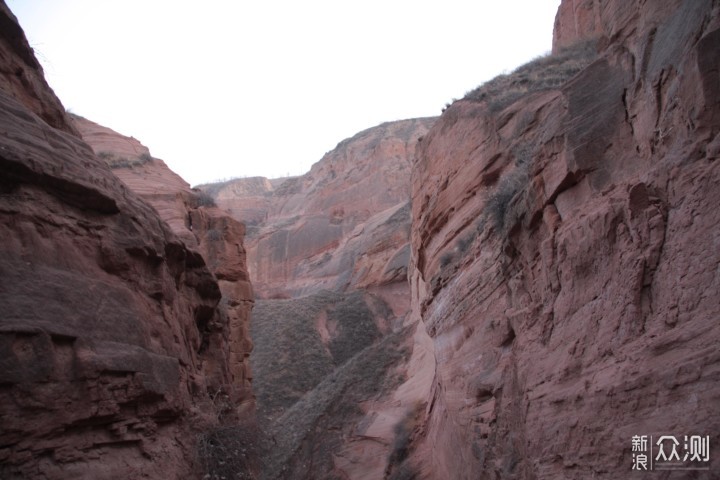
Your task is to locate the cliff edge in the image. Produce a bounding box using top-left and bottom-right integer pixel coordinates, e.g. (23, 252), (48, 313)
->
(406, 0), (720, 478)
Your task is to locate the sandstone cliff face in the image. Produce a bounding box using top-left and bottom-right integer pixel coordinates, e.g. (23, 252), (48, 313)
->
(198, 118), (435, 479)
(0, 5), (252, 478)
(0, 4), (77, 136)
(206, 118), (434, 302)
(408, 0), (720, 478)
(73, 116), (255, 412)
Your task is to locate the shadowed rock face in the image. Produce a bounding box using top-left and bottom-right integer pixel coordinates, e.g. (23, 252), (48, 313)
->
(0, 4), (252, 478)
(73, 116), (256, 413)
(407, 0), (720, 478)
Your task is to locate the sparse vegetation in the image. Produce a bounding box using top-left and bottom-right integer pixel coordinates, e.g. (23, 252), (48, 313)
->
(97, 150), (152, 169)
(206, 228), (222, 241)
(463, 39), (597, 112)
(388, 465), (419, 480)
(249, 290), (414, 478)
(198, 421), (265, 480)
(386, 403), (423, 480)
(327, 291), (381, 365)
(190, 189), (217, 208)
(439, 251), (455, 268)
(262, 326), (413, 479)
(485, 163), (529, 232)
(250, 292), (343, 424)
(195, 177), (242, 198)
(456, 233), (474, 254)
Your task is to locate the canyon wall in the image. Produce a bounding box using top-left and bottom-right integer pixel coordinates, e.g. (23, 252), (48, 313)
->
(73, 116), (255, 412)
(0, 3), (252, 478)
(407, 0), (720, 478)
(3, 0), (718, 478)
(200, 118), (436, 479)
(206, 118), (434, 303)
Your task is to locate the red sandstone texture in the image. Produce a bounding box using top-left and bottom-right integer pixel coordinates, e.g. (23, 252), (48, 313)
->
(73, 116), (256, 412)
(205, 118), (434, 302)
(406, 0), (720, 478)
(201, 119), (435, 478)
(0, 4), (77, 135)
(0, 4), (253, 478)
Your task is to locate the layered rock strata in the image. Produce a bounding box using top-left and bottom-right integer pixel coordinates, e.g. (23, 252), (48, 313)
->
(204, 118), (435, 302)
(0, 4), (252, 478)
(73, 116), (255, 412)
(199, 119), (436, 479)
(407, 0), (720, 478)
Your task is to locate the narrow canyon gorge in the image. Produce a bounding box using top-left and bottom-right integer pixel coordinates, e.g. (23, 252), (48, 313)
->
(1, 0), (718, 479)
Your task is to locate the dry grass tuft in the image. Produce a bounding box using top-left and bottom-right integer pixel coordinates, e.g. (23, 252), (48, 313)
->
(97, 150), (152, 169)
(464, 39), (598, 112)
(198, 421), (265, 480)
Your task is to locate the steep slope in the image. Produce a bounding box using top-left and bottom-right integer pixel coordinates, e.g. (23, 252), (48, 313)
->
(73, 116), (255, 412)
(197, 118), (435, 479)
(0, 4), (253, 478)
(407, 0), (720, 478)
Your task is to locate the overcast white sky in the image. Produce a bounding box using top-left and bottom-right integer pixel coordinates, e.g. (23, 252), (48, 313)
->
(8, 0), (560, 186)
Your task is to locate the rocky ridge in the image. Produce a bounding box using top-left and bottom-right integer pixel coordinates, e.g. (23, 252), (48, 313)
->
(72, 116), (255, 413)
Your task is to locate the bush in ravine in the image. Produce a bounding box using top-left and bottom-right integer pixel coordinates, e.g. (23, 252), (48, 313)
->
(386, 403), (423, 480)
(198, 421), (265, 480)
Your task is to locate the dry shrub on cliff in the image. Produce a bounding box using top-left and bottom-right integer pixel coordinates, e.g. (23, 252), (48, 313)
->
(439, 251), (455, 268)
(191, 189), (217, 208)
(386, 403), (423, 480)
(198, 421), (265, 480)
(483, 139), (536, 234)
(464, 39), (597, 112)
(251, 291), (383, 426)
(250, 292), (340, 423)
(97, 150), (152, 169)
(486, 163), (529, 232)
(327, 291), (382, 365)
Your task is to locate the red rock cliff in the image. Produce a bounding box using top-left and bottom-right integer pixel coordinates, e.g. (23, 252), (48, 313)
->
(408, 0), (720, 478)
(72, 116), (255, 412)
(0, 4), (253, 478)
(200, 119), (435, 479)
(206, 118), (434, 303)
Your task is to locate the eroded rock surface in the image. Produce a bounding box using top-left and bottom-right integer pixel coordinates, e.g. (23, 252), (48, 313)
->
(200, 118), (436, 479)
(0, 5), (252, 478)
(73, 116), (255, 412)
(407, 1), (720, 478)
(204, 118), (434, 301)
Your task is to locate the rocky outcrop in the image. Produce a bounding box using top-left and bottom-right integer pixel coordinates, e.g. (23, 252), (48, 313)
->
(205, 118), (434, 302)
(0, 3), (77, 135)
(408, 0), (720, 478)
(72, 115), (255, 414)
(0, 4), (252, 478)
